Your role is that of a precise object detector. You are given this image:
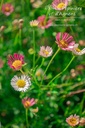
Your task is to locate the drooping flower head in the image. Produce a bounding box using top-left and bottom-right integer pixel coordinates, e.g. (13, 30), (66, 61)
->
(39, 46), (53, 57)
(66, 114), (80, 127)
(37, 15), (52, 29)
(2, 3), (14, 16)
(71, 44), (85, 55)
(22, 97), (36, 108)
(56, 32), (75, 51)
(52, 0), (68, 10)
(11, 75), (31, 92)
(8, 53), (25, 70)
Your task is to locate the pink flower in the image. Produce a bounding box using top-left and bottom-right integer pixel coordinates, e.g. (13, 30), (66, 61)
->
(22, 97), (36, 108)
(39, 46), (53, 57)
(2, 3), (14, 16)
(56, 32), (75, 50)
(66, 114), (80, 127)
(37, 15), (52, 29)
(52, 0), (68, 10)
(8, 53), (25, 70)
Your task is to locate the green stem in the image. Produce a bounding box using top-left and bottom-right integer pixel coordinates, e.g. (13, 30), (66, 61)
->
(40, 48), (60, 85)
(0, 0), (4, 11)
(35, 56), (40, 65)
(47, 55), (75, 86)
(33, 29), (35, 69)
(70, 26), (77, 42)
(20, 69), (25, 74)
(44, 47), (60, 75)
(38, 58), (45, 70)
(19, 29), (22, 47)
(26, 108), (29, 128)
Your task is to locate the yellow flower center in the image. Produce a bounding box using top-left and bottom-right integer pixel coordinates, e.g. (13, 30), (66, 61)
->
(57, 2), (65, 9)
(24, 101), (30, 107)
(60, 40), (68, 48)
(5, 7), (10, 12)
(43, 50), (49, 56)
(69, 118), (78, 125)
(75, 48), (81, 52)
(16, 79), (26, 88)
(12, 60), (22, 69)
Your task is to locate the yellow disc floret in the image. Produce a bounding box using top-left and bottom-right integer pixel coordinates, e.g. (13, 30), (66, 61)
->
(75, 48), (81, 52)
(57, 2), (65, 9)
(43, 50), (49, 56)
(5, 7), (10, 12)
(16, 79), (26, 88)
(12, 60), (22, 69)
(60, 40), (68, 48)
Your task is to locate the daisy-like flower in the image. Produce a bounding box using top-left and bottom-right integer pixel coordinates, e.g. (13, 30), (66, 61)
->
(30, 20), (39, 27)
(66, 114), (80, 127)
(1, 3), (14, 16)
(11, 75), (31, 92)
(37, 15), (52, 29)
(56, 32), (75, 51)
(8, 53), (25, 70)
(52, 0), (68, 10)
(22, 97), (36, 108)
(39, 46), (53, 58)
(71, 44), (85, 55)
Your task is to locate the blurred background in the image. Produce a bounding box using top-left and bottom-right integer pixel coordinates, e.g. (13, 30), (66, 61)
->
(0, 0), (85, 127)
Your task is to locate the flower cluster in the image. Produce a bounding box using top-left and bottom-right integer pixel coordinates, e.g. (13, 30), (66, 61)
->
(5, 0), (85, 127)
(66, 114), (85, 127)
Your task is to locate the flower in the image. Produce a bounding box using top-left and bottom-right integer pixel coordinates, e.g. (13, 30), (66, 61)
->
(1, 3), (14, 16)
(37, 15), (52, 29)
(56, 32), (75, 50)
(66, 114), (80, 127)
(22, 97), (36, 108)
(11, 75), (31, 92)
(8, 53), (25, 70)
(39, 46), (53, 57)
(79, 117), (85, 126)
(52, 0), (68, 10)
(31, 107), (39, 113)
(71, 44), (85, 55)
(30, 20), (39, 27)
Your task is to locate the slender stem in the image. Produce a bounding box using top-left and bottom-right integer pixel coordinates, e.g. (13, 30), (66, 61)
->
(44, 47), (60, 75)
(47, 55), (75, 86)
(0, 0), (4, 11)
(33, 29), (35, 69)
(20, 69), (25, 74)
(70, 26), (77, 42)
(35, 56), (40, 65)
(19, 29), (22, 47)
(38, 58), (45, 70)
(26, 108), (29, 128)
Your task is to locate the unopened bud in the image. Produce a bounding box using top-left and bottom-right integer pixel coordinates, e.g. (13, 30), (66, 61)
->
(79, 118), (85, 126)
(19, 19), (24, 23)
(0, 26), (6, 32)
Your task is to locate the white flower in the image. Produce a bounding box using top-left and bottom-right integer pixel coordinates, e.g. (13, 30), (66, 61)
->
(71, 44), (85, 55)
(39, 46), (53, 58)
(11, 75), (31, 92)
(30, 20), (39, 27)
